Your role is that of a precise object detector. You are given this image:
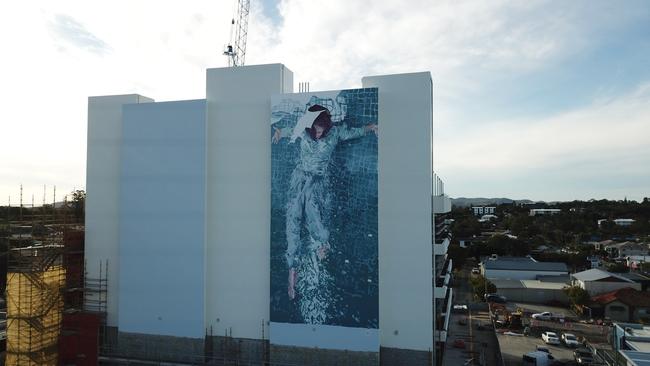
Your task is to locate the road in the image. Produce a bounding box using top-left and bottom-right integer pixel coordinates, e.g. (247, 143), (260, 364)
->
(443, 262), (501, 366)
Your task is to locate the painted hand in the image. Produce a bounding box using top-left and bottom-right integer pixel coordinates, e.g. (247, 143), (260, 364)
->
(272, 127), (281, 144)
(365, 124), (378, 136)
(288, 268), (297, 299)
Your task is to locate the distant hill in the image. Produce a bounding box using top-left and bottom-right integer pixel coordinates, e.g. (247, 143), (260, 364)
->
(451, 197), (536, 207)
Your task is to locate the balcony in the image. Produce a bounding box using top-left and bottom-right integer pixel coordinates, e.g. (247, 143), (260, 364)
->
(435, 221), (449, 238)
(434, 236), (450, 256)
(434, 258), (452, 298)
(432, 172), (451, 214)
(432, 194), (452, 214)
(435, 287), (453, 344)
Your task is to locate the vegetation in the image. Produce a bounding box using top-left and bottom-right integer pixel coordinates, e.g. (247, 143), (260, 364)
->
(1, 189), (85, 224)
(563, 285), (590, 307)
(563, 285), (592, 315)
(469, 274), (496, 300)
(67, 189), (86, 223)
(447, 198), (650, 272)
(607, 262), (629, 273)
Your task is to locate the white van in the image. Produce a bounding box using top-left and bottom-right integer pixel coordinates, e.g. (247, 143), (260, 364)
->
(522, 350), (555, 366)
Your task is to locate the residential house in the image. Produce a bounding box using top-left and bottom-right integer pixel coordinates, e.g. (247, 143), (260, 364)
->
(614, 219), (636, 226)
(606, 241), (648, 258)
(471, 206), (495, 216)
(571, 268), (641, 296)
(620, 272), (650, 291)
(591, 288), (650, 322)
(529, 208), (561, 216)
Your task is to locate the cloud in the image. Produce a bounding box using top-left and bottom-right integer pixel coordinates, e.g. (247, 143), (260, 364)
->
(49, 14), (111, 55)
(0, 0), (648, 204)
(436, 82), (650, 201)
(247, 1), (591, 90)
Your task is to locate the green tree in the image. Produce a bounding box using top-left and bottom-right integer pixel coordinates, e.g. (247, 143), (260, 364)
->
(66, 189), (86, 223)
(470, 274), (496, 300)
(485, 234), (530, 257)
(452, 215), (481, 239)
(607, 262), (628, 273)
(563, 285), (590, 306)
(447, 244), (469, 270)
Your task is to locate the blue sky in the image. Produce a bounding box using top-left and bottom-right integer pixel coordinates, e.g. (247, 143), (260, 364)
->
(0, 0), (648, 204)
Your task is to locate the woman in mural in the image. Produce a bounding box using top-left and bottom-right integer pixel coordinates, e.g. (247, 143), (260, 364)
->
(272, 104), (377, 323)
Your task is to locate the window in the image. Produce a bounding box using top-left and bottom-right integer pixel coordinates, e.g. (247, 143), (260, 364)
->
(610, 305), (626, 312)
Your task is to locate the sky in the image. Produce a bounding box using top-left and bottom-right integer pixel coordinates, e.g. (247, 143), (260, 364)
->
(0, 0), (649, 204)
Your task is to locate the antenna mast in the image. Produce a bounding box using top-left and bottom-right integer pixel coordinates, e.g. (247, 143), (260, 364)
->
(223, 0), (251, 67)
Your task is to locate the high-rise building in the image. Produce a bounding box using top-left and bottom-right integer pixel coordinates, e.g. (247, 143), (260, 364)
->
(85, 64), (451, 365)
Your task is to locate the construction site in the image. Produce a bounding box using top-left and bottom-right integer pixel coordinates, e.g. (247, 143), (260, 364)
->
(1, 187), (105, 365)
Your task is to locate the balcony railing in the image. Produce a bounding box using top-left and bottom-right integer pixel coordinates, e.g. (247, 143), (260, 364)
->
(433, 172), (444, 196)
(434, 236), (450, 256)
(434, 258), (452, 298)
(435, 287), (453, 343)
(432, 172), (451, 214)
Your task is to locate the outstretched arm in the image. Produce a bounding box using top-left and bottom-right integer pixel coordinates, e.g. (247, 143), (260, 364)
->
(338, 123), (378, 141)
(272, 126), (293, 144)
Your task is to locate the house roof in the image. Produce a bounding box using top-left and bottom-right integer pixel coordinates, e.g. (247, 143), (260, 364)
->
(521, 280), (567, 290)
(482, 257), (568, 272)
(592, 288), (650, 307)
(491, 279), (524, 289)
(491, 279), (568, 290)
(620, 273), (650, 282)
(606, 241), (647, 250)
(537, 274), (571, 283)
(621, 350), (650, 366)
(572, 268), (636, 283)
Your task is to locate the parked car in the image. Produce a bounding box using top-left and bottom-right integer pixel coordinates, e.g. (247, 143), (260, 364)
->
(485, 294), (507, 303)
(574, 348), (594, 364)
(452, 304), (469, 314)
(561, 333), (580, 348)
(532, 311), (564, 321)
(541, 331), (560, 345)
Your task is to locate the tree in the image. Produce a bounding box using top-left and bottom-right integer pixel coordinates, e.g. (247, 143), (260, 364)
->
(607, 262), (628, 273)
(452, 215), (481, 239)
(447, 244), (469, 270)
(67, 189), (86, 223)
(485, 234), (530, 257)
(563, 285), (590, 307)
(470, 274), (496, 301)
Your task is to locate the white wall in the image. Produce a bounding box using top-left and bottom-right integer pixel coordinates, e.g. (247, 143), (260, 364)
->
(118, 100), (206, 338)
(484, 269), (567, 280)
(432, 195), (451, 214)
(362, 72), (433, 352)
(86, 94), (153, 326)
(580, 280), (640, 296)
(205, 64), (293, 339)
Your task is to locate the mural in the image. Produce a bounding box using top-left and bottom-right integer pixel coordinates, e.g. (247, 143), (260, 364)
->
(270, 88), (378, 329)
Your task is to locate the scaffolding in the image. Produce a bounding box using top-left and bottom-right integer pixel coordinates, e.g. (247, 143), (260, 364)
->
(2, 186), (97, 365)
(6, 244), (65, 365)
(83, 259), (108, 350)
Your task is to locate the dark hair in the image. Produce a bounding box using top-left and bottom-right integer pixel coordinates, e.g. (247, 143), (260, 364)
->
(306, 105), (332, 140)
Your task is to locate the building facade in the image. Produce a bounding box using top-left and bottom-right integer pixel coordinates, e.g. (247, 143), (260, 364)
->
(85, 64), (450, 365)
(529, 208), (561, 216)
(480, 256), (568, 280)
(471, 206), (495, 216)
